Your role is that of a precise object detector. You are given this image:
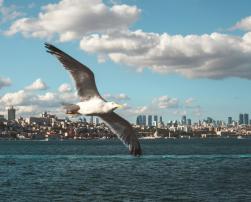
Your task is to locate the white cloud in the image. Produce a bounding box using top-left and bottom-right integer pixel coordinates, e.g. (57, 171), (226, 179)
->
(232, 16), (251, 31)
(80, 29), (251, 79)
(0, 77), (11, 89)
(25, 78), (48, 91)
(58, 83), (72, 93)
(153, 95), (179, 109)
(0, 0), (24, 24)
(5, 0), (140, 41)
(184, 97), (195, 107)
(103, 92), (130, 101)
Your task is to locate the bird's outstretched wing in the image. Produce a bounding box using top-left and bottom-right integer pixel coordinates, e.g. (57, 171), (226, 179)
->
(99, 112), (142, 156)
(45, 43), (103, 101)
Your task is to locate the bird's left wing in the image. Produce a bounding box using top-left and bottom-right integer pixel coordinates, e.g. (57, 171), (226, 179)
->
(45, 43), (104, 101)
(98, 112), (142, 156)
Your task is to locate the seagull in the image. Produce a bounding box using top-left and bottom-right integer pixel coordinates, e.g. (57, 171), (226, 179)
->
(45, 43), (142, 156)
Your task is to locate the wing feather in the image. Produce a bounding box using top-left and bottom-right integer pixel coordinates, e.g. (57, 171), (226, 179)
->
(45, 43), (103, 101)
(99, 112), (142, 156)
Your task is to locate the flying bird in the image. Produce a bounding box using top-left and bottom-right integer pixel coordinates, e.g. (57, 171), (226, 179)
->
(45, 43), (142, 156)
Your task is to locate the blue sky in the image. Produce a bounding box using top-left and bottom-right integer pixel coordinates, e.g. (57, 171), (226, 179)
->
(1, 0), (251, 123)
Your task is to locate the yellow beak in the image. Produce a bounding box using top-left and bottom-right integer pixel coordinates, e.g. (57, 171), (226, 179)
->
(116, 104), (124, 109)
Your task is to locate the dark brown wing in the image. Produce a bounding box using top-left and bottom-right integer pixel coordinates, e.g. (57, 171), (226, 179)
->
(99, 112), (142, 156)
(45, 43), (103, 101)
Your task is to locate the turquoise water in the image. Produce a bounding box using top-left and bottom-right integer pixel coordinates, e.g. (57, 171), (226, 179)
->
(1, 138), (251, 201)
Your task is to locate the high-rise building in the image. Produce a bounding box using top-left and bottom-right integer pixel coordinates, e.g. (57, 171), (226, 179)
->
(95, 117), (99, 125)
(228, 117), (232, 125)
(8, 106), (16, 121)
(90, 116), (94, 124)
(187, 119), (192, 126)
(181, 115), (186, 125)
(148, 115), (152, 127)
(142, 115), (146, 126)
(239, 113), (244, 125)
(159, 116), (163, 124)
(136, 115), (142, 125)
(154, 115), (158, 124)
(244, 113), (249, 125)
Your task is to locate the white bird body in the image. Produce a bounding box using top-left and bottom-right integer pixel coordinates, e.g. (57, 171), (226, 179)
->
(76, 97), (115, 115)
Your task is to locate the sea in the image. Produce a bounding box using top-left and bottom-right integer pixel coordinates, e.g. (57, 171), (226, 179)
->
(1, 138), (251, 202)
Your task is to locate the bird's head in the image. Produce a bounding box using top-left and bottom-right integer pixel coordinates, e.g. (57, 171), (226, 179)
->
(108, 101), (124, 111)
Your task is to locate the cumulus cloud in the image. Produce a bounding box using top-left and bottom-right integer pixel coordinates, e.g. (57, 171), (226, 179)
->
(103, 92), (130, 101)
(184, 97), (195, 107)
(5, 0), (140, 41)
(0, 0), (24, 24)
(58, 83), (72, 93)
(25, 78), (48, 91)
(80, 29), (251, 79)
(0, 77), (11, 89)
(153, 95), (179, 109)
(232, 16), (251, 31)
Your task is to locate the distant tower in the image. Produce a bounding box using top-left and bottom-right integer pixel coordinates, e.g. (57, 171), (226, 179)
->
(90, 116), (94, 124)
(159, 116), (163, 124)
(95, 117), (99, 125)
(148, 115), (152, 127)
(228, 117), (232, 125)
(187, 119), (192, 126)
(142, 115), (146, 126)
(181, 115), (186, 125)
(239, 113), (244, 125)
(136, 115), (142, 125)
(8, 106), (16, 121)
(153, 115), (158, 124)
(244, 113), (249, 125)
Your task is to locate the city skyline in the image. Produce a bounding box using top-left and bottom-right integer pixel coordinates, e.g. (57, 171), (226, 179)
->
(1, 0), (251, 122)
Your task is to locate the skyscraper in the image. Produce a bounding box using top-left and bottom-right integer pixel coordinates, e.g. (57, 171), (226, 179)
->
(239, 113), (244, 125)
(228, 117), (232, 125)
(8, 106), (16, 121)
(90, 116), (94, 124)
(95, 117), (99, 125)
(154, 115), (158, 124)
(148, 115), (152, 127)
(181, 115), (186, 125)
(136, 115), (143, 125)
(159, 116), (163, 124)
(187, 119), (192, 126)
(142, 115), (146, 126)
(244, 113), (249, 125)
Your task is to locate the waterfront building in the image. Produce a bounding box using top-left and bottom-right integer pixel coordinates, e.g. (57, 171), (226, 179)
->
(160, 116), (163, 124)
(239, 113), (244, 125)
(148, 115), (152, 127)
(187, 118), (192, 126)
(244, 113), (249, 125)
(8, 106), (16, 121)
(95, 117), (99, 125)
(181, 115), (186, 125)
(228, 117), (232, 125)
(90, 116), (94, 124)
(142, 115), (146, 126)
(154, 115), (158, 124)
(136, 115), (142, 125)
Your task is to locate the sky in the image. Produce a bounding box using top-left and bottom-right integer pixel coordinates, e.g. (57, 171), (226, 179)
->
(1, 0), (251, 123)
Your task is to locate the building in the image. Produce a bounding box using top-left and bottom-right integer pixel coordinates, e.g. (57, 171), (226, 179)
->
(153, 115), (158, 124)
(136, 115), (142, 125)
(148, 115), (152, 127)
(244, 113), (249, 125)
(239, 113), (244, 125)
(142, 115), (146, 126)
(90, 116), (94, 124)
(159, 116), (163, 124)
(187, 118), (192, 126)
(181, 115), (186, 125)
(8, 106), (16, 121)
(95, 117), (99, 125)
(228, 117), (232, 125)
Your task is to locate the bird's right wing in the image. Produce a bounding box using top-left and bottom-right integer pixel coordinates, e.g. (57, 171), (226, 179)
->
(45, 43), (104, 101)
(99, 112), (142, 156)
